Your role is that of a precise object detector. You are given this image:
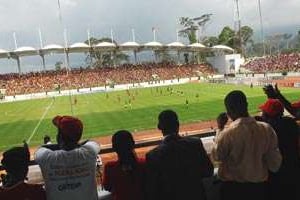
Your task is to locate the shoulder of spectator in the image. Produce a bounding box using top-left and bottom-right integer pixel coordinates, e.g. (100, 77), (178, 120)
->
(40, 144), (60, 151)
(34, 146), (53, 162)
(81, 140), (100, 154)
(214, 128), (229, 142)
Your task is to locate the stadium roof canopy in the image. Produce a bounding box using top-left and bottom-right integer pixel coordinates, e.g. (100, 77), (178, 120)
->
(212, 45), (234, 52)
(143, 41), (163, 50)
(0, 49), (9, 58)
(41, 44), (64, 54)
(167, 42), (185, 50)
(119, 41), (140, 51)
(94, 42), (116, 51)
(14, 46), (38, 56)
(68, 42), (90, 53)
(188, 43), (208, 52)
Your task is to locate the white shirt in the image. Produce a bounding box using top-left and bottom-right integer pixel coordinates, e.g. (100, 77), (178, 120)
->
(211, 117), (282, 182)
(35, 141), (100, 200)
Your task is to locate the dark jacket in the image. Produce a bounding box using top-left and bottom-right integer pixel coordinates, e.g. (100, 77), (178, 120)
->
(265, 116), (300, 182)
(258, 116), (300, 200)
(145, 134), (214, 200)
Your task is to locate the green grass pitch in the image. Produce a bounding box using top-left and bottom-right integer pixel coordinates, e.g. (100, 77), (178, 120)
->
(0, 82), (299, 150)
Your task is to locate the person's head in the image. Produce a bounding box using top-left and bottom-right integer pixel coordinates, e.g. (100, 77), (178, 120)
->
(157, 110), (179, 136)
(43, 135), (51, 144)
(224, 90), (249, 120)
(259, 98), (284, 119)
(112, 130), (135, 156)
(112, 130), (137, 168)
(1, 143), (30, 186)
(52, 115), (83, 149)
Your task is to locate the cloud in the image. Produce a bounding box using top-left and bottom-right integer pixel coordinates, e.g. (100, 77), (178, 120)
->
(0, 0), (299, 50)
(62, 0), (78, 7)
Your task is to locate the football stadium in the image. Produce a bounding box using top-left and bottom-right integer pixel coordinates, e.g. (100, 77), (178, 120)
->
(0, 82), (300, 150)
(1, 0), (300, 200)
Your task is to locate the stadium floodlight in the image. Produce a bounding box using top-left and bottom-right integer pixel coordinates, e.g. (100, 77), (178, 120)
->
(258, 0), (266, 56)
(233, 0), (242, 53)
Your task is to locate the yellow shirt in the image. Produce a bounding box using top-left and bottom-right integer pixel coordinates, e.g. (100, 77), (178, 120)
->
(211, 117), (282, 182)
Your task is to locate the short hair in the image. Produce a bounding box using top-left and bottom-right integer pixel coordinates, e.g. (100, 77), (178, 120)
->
(224, 90), (248, 116)
(158, 110), (179, 134)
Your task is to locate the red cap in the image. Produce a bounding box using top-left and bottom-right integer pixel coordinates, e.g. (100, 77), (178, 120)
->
(259, 99), (284, 117)
(291, 101), (300, 109)
(52, 115), (83, 143)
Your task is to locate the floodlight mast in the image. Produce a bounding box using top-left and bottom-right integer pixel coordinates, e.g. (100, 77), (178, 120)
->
(234, 0), (242, 53)
(258, 0), (266, 56)
(57, 0), (74, 116)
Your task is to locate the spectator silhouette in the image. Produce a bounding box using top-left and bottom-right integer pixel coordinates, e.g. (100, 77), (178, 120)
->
(0, 142), (46, 200)
(103, 130), (146, 200)
(146, 110), (214, 200)
(258, 99), (300, 200)
(212, 90), (282, 200)
(35, 115), (100, 200)
(43, 135), (51, 145)
(263, 84), (300, 119)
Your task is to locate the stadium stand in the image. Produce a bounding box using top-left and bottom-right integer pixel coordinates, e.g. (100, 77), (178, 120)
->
(244, 53), (300, 73)
(0, 63), (214, 96)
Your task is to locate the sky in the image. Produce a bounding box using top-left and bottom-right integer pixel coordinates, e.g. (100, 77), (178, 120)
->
(0, 0), (299, 73)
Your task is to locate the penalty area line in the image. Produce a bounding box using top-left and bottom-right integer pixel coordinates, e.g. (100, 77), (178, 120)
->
(27, 99), (54, 144)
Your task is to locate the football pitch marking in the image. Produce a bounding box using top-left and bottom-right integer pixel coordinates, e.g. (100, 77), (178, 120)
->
(27, 99), (55, 144)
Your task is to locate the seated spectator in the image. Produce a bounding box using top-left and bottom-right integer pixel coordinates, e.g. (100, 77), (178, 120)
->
(146, 110), (214, 200)
(258, 99), (300, 200)
(211, 90), (282, 200)
(263, 84), (300, 119)
(102, 130), (146, 200)
(35, 115), (100, 200)
(0, 142), (46, 200)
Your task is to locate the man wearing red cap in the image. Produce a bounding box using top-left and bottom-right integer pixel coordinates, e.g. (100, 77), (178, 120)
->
(35, 116), (100, 200)
(263, 84), (300, 119)
(258, 99), (300, 200)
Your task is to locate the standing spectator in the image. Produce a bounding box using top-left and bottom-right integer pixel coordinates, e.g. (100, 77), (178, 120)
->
(263, 84), (300, 119)
(0, 142), (46, 200)
(211, 90), (282, 200)
(146, 110), (214, 200)
(258, 99), (300, 200)
(102, 130), (146, 200)
(35, 116), (100, 200)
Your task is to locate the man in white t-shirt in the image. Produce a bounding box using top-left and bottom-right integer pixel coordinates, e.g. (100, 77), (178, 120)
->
(35, 115), (100, 200)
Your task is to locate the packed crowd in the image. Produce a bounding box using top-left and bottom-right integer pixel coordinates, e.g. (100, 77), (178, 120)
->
(244, 53), (300, 73)
(1, 84), (300, 200)
(0, 63), (214, 96)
